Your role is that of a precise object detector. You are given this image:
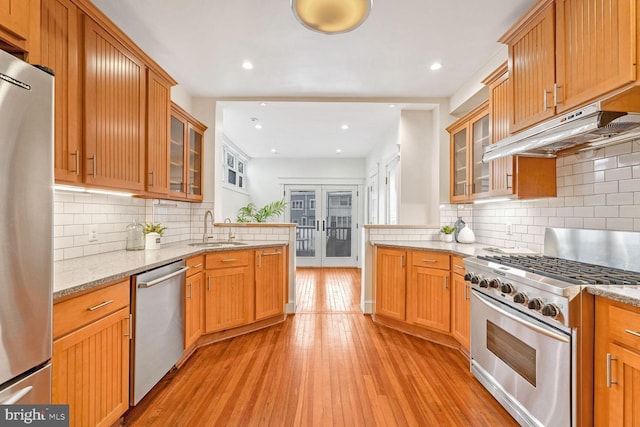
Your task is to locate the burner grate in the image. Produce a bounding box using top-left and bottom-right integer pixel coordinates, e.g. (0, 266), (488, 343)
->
(477, 255), (640, 285)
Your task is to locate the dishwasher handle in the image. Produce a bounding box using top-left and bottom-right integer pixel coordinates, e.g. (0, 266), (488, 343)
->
(138, 266), (190, 288)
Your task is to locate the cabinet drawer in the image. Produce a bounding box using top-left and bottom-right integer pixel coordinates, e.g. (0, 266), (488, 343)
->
(54, 279), (130, 339)
(451, 255), (466, 276)
(410, 250), (450, 270)
(608, 302), (640, 352)
(186, 255), (204, 276)
(206, 250), (251, 269)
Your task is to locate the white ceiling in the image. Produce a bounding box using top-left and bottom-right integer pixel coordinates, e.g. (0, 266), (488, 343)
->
(92, 0), (536, 158)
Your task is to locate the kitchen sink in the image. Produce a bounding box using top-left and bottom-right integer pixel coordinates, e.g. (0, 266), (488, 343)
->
(189, 241), (248, 247)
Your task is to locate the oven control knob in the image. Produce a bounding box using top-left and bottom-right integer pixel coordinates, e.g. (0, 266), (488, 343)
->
(542, 304), (561, 318)
(489, 278), (501, 289)
(500, 282), (515, 294)
(479, 278), (490, 288)
(513, 292), (528, 305)
(464, 272), (474, 282)
(470, 275), (481, 284)
(528, 298), (545, 311)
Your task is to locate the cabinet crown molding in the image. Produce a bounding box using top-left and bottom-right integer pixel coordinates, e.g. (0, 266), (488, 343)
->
(498, 0), (555, 44)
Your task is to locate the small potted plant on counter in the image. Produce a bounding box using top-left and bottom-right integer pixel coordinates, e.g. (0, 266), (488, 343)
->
(440, 225), (456, 243)
(143, 223), (166, 250)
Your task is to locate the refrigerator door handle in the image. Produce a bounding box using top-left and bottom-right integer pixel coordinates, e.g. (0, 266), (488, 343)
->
(0, 386), (33, 404)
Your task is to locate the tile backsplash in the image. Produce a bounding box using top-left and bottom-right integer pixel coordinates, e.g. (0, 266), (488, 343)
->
(53, 191), (215, 261)
(441, 140), (640, 253)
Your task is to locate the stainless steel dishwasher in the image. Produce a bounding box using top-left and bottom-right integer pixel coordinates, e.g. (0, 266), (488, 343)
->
(131, 260), (189, 405)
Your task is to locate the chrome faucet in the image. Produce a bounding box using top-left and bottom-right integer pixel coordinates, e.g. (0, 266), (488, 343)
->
(224, 218), (235, 242)
(203, 210), (214, 242)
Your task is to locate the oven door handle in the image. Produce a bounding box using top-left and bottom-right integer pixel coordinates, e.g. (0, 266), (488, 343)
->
(473, 291), (570, 343)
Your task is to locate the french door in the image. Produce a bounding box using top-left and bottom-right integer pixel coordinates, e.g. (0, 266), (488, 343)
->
(285, 185), (358, 267)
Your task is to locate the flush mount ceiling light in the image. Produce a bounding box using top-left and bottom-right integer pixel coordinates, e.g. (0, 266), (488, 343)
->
(341, 124), (349, 130)
(336, 149), (342, 154)
(242, 60), (254, 70)
(430, 62), (442, 71)
(255, 123), (263, 129)
(291, 0), (373, 34)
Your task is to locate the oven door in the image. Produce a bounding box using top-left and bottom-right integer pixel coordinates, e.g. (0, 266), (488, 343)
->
(470, 289), (571, 427)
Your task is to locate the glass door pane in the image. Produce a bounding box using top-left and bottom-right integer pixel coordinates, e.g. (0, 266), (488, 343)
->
(453, 128), (467, 197)
(188, 125), (202, 197)
(289, 189), (319, 264)
(169, 115), (185, 194)
(472, 114), (490, 195)
(324, 191), (353, 258)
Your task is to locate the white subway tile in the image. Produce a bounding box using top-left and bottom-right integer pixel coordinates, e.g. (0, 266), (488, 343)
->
(594, 206), (619, 218)
(618, 152), (640, 167)
(572, 161), (594, 174)
(565, 218), (584, 228)
(584, 218), (606, 229)
(594, 157), (617, 171)
(619, 179), (640, 192)
(605, 167), (632, 182)
(594, 181), (618, 194)
(607, 192), (634, 205)
(620, 205), (640, 218)
(582, 171), (605, 184)
(573, 207), (594, 217)
(583, 194), (606, 206)
(607, 218), (633, 231)
(604, 142), (632, 157)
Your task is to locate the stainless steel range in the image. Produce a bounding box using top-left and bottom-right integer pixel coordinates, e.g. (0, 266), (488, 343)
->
(463, 228), (640, 427)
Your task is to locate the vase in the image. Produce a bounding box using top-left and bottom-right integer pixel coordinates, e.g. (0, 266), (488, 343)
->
(442, 234), (453, 243)
(145, 232), (161, 250)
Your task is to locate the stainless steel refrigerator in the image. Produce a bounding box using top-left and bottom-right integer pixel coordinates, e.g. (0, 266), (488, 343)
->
(0, 49), (53, 404)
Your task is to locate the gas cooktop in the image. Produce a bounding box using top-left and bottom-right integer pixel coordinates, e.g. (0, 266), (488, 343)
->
(477, 255), (640, 286)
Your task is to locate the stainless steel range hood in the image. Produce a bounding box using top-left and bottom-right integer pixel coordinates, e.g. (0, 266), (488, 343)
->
(483, 101), (640, 162)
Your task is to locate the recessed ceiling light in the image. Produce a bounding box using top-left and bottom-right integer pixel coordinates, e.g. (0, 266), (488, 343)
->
(255, 123), (263, 129)
(341, 124), (349, 130)
(242, 60), (254, 70)
(259, 102), (267, 107)
(430, 62), (442, 71)
(336, 149), (342, 154)
(388, 104), (397, 108)
(271, 148), (278, 154)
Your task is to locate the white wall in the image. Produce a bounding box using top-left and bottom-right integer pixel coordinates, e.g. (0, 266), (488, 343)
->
(398, 110), (439, 225)
(171, 85), (194, 116)
(248, 157), (366, 210)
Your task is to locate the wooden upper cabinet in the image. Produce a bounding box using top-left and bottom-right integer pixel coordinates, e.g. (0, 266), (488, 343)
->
(146, 69), (171, 196)
(0, 0), (40, 58)
(485, 64), (513, 196)
(447, 102), (490, 203)
(502, 0), (556, 133)
(41, 0), (81, 184)
(0, 0), (29, 39)
(555, 0), (636, 112)
(83, 17), (146, 192)
(170, 103), (206, 201)
(483, 63), (557, 200)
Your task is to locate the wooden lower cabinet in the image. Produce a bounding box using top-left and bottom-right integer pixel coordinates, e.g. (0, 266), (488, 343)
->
(52, 280), (131, 427)
(375, 247), (407, 320)
(184, 270), (203, 349)
(375, 247), (468, 350)
(594, 297), (640, 426)
(407, 266), (450, 333)
(450, 256), (470, 351)
(204, 250), (254, 333)
(255, 247), (285, 321)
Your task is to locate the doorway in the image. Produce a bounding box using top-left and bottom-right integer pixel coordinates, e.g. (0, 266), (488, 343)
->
(285, 185), (359, 267)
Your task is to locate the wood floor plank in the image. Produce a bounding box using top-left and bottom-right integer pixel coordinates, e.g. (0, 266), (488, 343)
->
(124, 268), (516, 427)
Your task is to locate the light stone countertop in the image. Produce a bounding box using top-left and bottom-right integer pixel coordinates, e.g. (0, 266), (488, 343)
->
(370, 240), (511, 258)
(54, 240), (288, 300)
(370, 240), (640, 308)
(586, 286), (640, 308)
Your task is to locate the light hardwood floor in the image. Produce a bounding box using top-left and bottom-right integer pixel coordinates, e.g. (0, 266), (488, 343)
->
(124, 268), (516, 426)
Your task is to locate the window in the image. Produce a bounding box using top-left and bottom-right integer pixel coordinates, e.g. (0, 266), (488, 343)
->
(223, 146), (247, 189)
(292, 200), (304, 210)
(300, 217), (307, 226)
(309, 199), (316, 210)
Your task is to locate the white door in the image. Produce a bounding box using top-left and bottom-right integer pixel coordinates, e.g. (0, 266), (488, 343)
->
(285, 185), (358, 267)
